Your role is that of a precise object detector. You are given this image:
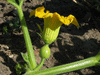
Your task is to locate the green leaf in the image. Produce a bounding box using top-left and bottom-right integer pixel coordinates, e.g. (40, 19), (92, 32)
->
(21, 52), (33, 71)
(9, 23), (13, 27)
(36, 23), (42, 33)
(15, 63), (28, 75)
(3, 26), (8, 33)
(15, 63), (24, 75)
(15, 64), (22, 75)
(21, 52), (29, 64)
(36, 32), (42, 39)
(15, 17), (20, 24)
(97, 6), (100, 11)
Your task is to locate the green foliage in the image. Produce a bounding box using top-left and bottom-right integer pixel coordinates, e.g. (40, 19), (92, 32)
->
(21, 52), (31, 68)
(15, 63), (28, 75)
(3, 26), (8, 34)
(7, 17), (20, 32)
(3, 17), (20, 34)
(85, 0), (100, 12)
(91, 0), (100, 11)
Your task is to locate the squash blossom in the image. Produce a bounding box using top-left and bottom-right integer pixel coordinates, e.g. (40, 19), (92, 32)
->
(29, 7), (79, 44)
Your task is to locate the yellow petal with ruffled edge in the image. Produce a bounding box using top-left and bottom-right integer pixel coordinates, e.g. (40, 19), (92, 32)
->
(35, 7), (46, 18)
(29, 6), (79, 44)
(29, 7), (79, 28)
(66, 15), (79, 29)
(59, 15), (79, 29)
(29, 7), (50, 18)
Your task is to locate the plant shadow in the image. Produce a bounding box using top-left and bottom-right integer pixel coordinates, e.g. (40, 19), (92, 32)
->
(53, 36), (100, 75)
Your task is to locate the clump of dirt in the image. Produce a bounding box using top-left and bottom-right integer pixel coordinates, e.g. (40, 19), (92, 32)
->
(0, 0), (100, 75)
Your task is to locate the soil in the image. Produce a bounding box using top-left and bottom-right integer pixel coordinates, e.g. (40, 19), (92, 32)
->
(0, 0), (100, 75)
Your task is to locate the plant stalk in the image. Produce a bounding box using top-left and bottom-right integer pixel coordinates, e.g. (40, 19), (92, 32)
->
(17, 7), (37, 70)
(25, 56), (98, 75)
(34, 58), (45, 71)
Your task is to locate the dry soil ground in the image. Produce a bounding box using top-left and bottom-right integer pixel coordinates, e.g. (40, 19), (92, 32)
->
(0, 0), (100, 75)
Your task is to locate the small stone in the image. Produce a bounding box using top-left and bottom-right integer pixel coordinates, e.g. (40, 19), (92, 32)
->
(0, 18), (4, 24)
(0, 13), (4, 17)
(9, 54), (14, 58)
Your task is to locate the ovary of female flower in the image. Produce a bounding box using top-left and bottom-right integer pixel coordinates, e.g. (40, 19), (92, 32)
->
(29, 6), (79, 44)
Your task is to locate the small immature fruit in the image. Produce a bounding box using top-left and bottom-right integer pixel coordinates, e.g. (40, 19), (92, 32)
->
(39, 44), (50, 59)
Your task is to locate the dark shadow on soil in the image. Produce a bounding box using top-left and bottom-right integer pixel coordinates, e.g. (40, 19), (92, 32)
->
(0, 51), (17, 75)
(26, 0), (100, 36)
(53, 36), (100, 75)
(54, 38), (99, 64)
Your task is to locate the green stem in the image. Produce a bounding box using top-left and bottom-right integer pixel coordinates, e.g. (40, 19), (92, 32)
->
(17, 7), (37, 70)
(34, 58), (45, 71)
(95, 51), (100, 65)
(96, 51), (100, 61)
(25, 56), (98, 75)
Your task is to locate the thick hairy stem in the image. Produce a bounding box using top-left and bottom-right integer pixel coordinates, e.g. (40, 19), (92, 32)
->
(25, 57), (98, 75)
(17, 7), (37, 70)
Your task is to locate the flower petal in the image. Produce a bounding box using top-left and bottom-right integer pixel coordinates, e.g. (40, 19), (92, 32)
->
(34, 7), (50, 18)
(29, 7), (49, 18)
(29, 10), (35, 18)
(60, 15), (79, 28)
(43, 12), (62, 30)
(68, 15), (79, 29)
(29, 6), (79, 29)
(35, 7), (46, 18)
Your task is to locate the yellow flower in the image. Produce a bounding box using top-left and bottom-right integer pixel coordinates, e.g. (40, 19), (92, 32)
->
(29, 6), (79, 44)
(29, 7), (49, 18)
